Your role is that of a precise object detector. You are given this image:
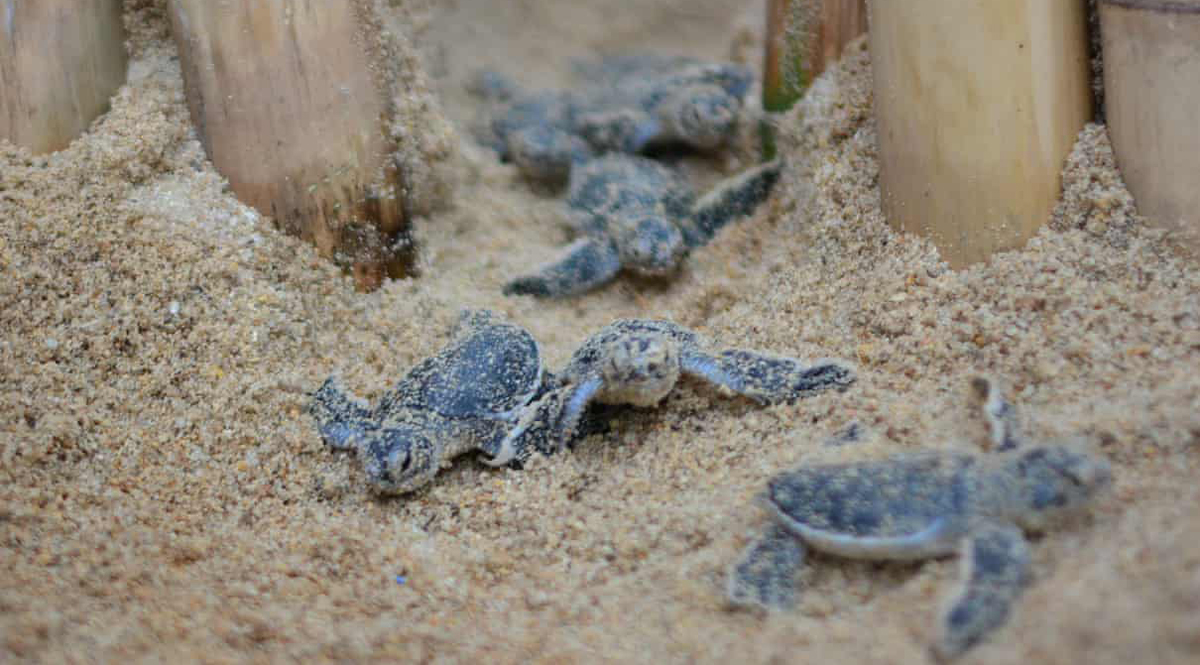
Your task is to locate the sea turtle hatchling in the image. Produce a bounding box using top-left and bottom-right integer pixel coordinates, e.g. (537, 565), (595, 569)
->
(503, 154), (783, 298)
(726, 377), (1113, 659)
(470, 54), (753, 182)
(487, 319), (856, 465)
(307, 310), (554, 494)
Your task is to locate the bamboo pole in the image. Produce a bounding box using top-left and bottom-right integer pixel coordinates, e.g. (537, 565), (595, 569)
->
(0, 0), (128, 154)
(167, 0), (417, 291)
(763, 0), (867, 111)
(868, 1), (1093, 268)
(762, 0), (868, 155)
(1100, 0), (1200, 257)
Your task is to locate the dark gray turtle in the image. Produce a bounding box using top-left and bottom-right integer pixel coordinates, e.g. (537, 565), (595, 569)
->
(726, 377), (1113, 660)
(470, 54), (753, 181)
(308, 310), (550, 494)
(503, 154), (782, 298)
(488, 319), (855, 465)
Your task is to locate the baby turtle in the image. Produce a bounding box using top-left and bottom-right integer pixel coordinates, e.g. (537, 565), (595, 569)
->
(503, 154), (782, 298)
(726, 377), (1113, 660)
(489, 319), (855, 465)
(471, 54), (753, 181)
(308, 310), (551, 494)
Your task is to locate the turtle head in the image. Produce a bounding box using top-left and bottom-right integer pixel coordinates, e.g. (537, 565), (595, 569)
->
(358, 424), (442, 495)
(595, 331), (682, 407)
(660, 84), (740, 150)
(619, 214), (686, 277)
(1000, 442), (1112, 532)
(508, 125), (592, 181)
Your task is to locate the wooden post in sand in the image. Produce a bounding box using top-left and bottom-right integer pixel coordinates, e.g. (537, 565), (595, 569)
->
(763, 0), (867, 110)
(868, 1), (1093, 268)
(0, 0), (128, 154)
(762, 0), (868, 154)
(1100, 0), (1200, 257)
(168, 0), (417, 291)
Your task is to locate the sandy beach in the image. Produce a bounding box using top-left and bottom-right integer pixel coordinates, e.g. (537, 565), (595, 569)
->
(1, 2), (1198, 663)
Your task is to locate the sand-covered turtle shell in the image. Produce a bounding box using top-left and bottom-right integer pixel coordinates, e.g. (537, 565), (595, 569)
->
(378, 321), (543, 420)
(565, 156), (694, 234)
(764, 453), (979, 558)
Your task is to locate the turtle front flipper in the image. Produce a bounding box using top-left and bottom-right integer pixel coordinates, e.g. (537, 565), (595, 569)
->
(309, 376), (374, 450)
(484, 375), (603, 466)
(727, 522), (807, 610)
(679, 159), (783, 248)
(503, 237), (623, 298)
(680, 347), (855, 405)
(933, 521), (1032, 660)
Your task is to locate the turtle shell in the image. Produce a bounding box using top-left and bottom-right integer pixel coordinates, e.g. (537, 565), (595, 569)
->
(566, 156), (692, 232)
(381, 321), (543, 420)
(765, 453), (979, 559)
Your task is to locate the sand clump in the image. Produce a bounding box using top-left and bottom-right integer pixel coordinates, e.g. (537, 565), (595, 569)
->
(1, 3), (1199, 663)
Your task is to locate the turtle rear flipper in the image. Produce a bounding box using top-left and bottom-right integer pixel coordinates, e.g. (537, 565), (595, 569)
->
(680, 159), (783, 248)
(503, 237), (622, 298)
(934, 521), (1032, 660)
(727, 522), (807, 610)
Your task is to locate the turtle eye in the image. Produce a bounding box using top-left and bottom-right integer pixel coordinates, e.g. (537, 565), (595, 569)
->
(399, 450), (413, 473)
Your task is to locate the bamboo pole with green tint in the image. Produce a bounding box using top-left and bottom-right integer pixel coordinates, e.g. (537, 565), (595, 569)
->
(168, 0), (416, 291)
(761, 0), (867, 155)
(0, 0), (128, 154)
(868, 0), (1093, 268)
(1101, 0), (1200, 257)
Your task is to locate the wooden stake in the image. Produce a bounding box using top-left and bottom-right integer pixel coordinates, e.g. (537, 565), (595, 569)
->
(0, 0), (128, 154)
(763, 0), (868, 111)
(168, 0), (417, 291)
(868, 0), (1093, 268)
(1101, 0), (1200, 257)
(762, 0), (867, 156)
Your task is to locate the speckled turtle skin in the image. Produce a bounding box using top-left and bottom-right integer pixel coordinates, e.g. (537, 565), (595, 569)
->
(307, 310), (553, 494)
(726, 377), (1113, 660)
(471, 54), (753, 182)
(489, 319), (856, 465)
(502, 154), (783, 298)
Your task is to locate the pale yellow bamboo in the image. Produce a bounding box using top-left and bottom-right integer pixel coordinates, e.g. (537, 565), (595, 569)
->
(168, 0), (413, 291)
(868, 0), (1093, 268)
(1101, 0), (1200, 257)
(0, 0), (128, 154)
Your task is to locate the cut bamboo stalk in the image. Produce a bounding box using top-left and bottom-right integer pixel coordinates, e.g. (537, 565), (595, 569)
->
(1100, 0), (1200, 257)
(168, 0), (416, 291)
(0, 0), (128, 154)
(868, 0), (1093, 268)
(762, 0), (868, 112)
(762, 0), (867, 156)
